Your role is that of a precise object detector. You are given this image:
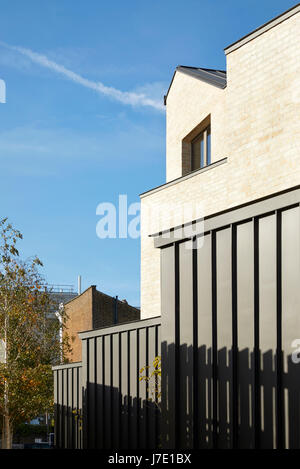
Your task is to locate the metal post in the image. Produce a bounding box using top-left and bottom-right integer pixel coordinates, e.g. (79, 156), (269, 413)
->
(78, 276), (82, 295)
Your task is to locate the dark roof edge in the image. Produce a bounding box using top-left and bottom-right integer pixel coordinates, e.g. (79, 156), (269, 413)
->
(178, 66), (226, 88)
(150, 184), (300, 239)
(78, 316), (161, 340)
(225, 2), (300, 55)
(164, 66), (227, 105)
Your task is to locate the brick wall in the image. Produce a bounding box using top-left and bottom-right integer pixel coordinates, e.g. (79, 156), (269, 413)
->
(140, 7), (300, 319)
(92, 288), (140, 329)
(65, 286), (140, 362)
(64, 287), (93, 362)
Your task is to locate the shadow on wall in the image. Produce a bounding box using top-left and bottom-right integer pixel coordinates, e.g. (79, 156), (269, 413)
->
(83, 383), (160, 450)
(161, 341), (300, 449)
(55, 341), (300, 450)
(55, 384), (160, 450)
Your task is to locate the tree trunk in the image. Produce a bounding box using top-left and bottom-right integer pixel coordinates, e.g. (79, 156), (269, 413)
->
(2, 415), (12, 449)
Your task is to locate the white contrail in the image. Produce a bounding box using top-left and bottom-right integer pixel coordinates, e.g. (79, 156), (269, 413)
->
(0, 42), (164, 111)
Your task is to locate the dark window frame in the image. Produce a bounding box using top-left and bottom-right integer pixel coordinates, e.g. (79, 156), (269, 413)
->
(191, 125), (211, 171)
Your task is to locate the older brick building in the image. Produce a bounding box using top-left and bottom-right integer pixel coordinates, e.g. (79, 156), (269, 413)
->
(65, 285), (140, 361)
(54, 5), (300, 449)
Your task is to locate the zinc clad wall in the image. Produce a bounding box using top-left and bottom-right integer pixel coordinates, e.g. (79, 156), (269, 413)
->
(159, 187), (300, 449)
(53, 318), (161, 449)
(53, 362), (83, 449)
(79, 317), (161, 449)
(54, 188), (300, 449)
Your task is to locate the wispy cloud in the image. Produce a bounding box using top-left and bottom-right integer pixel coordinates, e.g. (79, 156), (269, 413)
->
(0, 41), (165, 111)
(0, 121), (164, 176)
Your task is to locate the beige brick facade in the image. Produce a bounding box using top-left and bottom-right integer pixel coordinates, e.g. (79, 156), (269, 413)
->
(140, 6), (300, 319)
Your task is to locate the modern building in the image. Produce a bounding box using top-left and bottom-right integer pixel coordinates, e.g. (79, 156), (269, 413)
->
(54, 4), (300, 450)
(64, 285), (140, 361)
(140, 3), (300, 320)
(138, 3), (300, 448)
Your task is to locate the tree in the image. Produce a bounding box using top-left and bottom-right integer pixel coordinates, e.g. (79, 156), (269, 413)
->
(139, 355), (161, 410)
(0, 218), (71, 449)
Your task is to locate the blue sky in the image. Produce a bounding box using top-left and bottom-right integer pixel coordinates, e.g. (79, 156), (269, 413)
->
(0, 0), (296, 306)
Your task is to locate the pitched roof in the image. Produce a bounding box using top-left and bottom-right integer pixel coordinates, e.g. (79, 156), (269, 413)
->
(164, 66), (227, 105)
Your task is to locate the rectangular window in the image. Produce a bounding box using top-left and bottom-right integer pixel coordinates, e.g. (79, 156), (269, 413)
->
(191, 125), (211, 171)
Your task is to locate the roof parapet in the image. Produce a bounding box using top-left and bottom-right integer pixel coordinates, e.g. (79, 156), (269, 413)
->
(225, 2), (300, 55)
